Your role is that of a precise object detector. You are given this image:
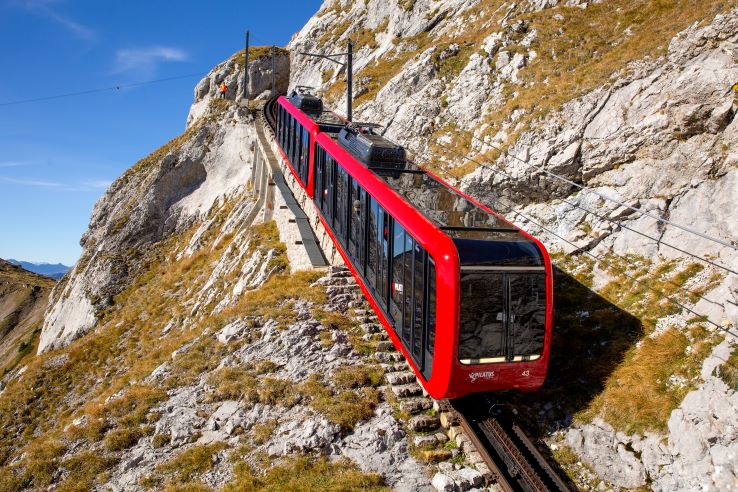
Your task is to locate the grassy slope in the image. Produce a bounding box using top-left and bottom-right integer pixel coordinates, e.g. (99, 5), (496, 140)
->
(0, 260), (55, 375)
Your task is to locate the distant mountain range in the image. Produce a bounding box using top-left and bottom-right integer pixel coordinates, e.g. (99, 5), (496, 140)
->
(6, 259), (71, 280)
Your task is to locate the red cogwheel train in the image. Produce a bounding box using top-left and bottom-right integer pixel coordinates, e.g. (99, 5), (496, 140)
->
(270, 90), (553, 399)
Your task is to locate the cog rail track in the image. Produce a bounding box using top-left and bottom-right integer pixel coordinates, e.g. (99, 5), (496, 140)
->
(450, 397), (572, 492)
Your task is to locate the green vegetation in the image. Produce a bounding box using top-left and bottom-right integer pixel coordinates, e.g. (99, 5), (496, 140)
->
(715, 346), (738, 390)
(525, 253), (723, 436)
(581, 326), (718, 434)
(0, 214), (289, 488)
(232, 46), (289, 66)
(321, 0), (733, 178)
(223, 455), (388, 491)
(156, 443), (228, 484)
(298, 373), (381, 433)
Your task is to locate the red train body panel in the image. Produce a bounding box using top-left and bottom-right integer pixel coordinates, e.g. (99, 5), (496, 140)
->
(271, 95), (553, 400)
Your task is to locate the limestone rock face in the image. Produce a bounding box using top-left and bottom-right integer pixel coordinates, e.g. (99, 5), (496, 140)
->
(39, 102), (257, 353)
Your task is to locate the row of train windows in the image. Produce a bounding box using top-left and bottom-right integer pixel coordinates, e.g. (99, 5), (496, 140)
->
(276, 106), (310, 185)
(313, 144), (437, 378)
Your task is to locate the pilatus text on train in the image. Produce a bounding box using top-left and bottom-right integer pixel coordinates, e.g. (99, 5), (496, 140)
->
(267, 90), (554, 399)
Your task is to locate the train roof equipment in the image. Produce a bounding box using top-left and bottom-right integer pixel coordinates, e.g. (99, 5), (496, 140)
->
(337, 124), (407, 170)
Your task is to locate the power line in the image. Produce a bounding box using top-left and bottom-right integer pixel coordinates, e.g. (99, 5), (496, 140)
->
(370, 73), (738, 253)
(353, 74), (738, 277)
(0, 72), (205, 107)
(323, 86), (734, 331)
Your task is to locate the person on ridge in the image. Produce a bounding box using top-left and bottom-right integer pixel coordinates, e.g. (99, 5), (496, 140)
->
(219, 82), (227, 99)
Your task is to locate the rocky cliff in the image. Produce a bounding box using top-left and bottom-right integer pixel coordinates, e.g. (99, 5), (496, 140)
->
(287, 0), (738, 489)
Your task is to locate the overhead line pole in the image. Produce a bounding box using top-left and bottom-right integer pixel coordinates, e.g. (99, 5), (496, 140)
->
(271, 46), (276, 97)
(300, 39), (354, 121)
(244, 30), (250, 101)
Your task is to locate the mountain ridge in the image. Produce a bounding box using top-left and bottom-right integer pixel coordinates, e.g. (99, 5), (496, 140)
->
(6, 259), (71, 280)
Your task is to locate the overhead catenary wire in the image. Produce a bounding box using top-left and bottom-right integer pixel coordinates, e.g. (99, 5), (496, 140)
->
(0, 72), (206, 107)
(333, 100), (736, 335)
(370, 74), (738, 254)
(314, 72), (735, 331)
(356, 74), (738, 277)
(365, 107), (732, 315)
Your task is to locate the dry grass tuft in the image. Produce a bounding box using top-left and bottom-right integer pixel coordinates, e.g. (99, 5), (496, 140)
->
(223, 455), (388, 491)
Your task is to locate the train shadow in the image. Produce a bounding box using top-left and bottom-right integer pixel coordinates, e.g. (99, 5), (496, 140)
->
(510, 266), (643, 434)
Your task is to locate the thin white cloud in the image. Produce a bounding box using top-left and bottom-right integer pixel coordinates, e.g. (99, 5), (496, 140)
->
(0, 176), (62, 187)
(0, 176), (112, 192)
(114, 46), (189, 77)
(82, 179), (111, 189)
(0, 161), (26, 168)
(13, 0), (95, 40)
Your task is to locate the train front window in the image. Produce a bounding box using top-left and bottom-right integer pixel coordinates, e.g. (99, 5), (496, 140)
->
(508, 274), (546, 359)
(458, 272), (545, 364)
(459, 273), (505, 363)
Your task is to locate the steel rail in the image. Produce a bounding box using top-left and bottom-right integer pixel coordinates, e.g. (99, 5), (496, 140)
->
(450, 398), (573, 492)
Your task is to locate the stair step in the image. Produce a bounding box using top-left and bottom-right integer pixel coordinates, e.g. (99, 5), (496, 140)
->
(391, 383), (423, 398)
(386, 371), (416, 385)
(399, 397), (434, 415)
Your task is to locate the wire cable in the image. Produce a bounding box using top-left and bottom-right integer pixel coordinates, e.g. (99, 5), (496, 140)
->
(367, 108), (731, 311)
(370, 73), (738, 253)
(0, 72), (205, 107)
(357, 75), (738, 276)
(324, 91), (735, 330)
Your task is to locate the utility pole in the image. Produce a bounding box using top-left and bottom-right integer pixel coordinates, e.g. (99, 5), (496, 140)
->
(346, 40), (353, 122)
(300, 39), (354, 121)
(243, 30), (250, 101)
(271, 46), (276, 97)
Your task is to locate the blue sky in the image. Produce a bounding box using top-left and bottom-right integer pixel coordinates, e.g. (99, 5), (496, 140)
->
(0, 0), (321, 265)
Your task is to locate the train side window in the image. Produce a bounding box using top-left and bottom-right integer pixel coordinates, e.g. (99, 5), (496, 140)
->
(334, 165), (345, 240)
(390, 221), (406, 330)
(285, 115), (291, 156)
(292, 122), (304, 171)
(326, 155), (335, 222)
(402, 233), (413, 345)
(348, 179), (364, 262)
(314, 145), (322, 209)
(426, 259), (436, 356)
(301, 130), (310, 184)
(412, 242), (425, 362)
(367, 197), (379, 288)
(378, 208), (390, 308)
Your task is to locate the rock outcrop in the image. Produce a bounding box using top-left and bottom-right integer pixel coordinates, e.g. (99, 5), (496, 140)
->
(39, 103), (256, 353)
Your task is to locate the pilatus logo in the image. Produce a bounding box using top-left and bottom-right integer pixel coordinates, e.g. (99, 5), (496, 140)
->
(469, 371), (495, 383)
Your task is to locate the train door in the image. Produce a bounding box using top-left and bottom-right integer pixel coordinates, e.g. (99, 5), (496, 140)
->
(326, 155), (335, 222)
(314, 145), (323, 210)
(377, 207), (390, 309)
(411, 242), (425, 369)
(300, 130), (310, 185)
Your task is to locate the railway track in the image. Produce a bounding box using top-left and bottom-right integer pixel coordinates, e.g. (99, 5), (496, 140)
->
(449, 396), (573, 492)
